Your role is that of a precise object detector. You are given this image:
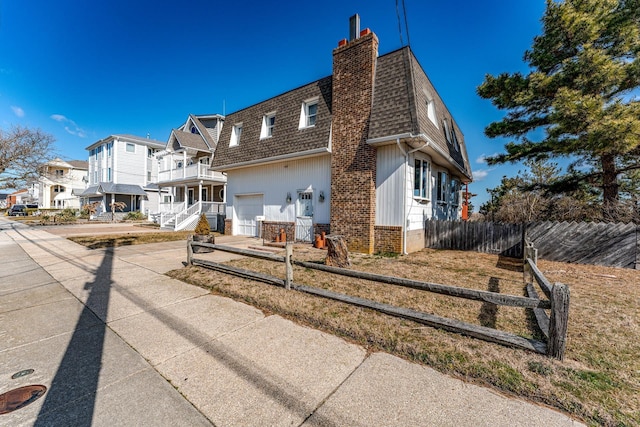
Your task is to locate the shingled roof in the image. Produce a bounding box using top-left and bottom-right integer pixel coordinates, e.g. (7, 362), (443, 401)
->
(212, 47), (471, 180)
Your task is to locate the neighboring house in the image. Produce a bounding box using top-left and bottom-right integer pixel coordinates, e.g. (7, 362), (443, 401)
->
(38, 158), (88, 209)
(156, 114), (227, 231)
(80, 134), (165, 218)
(6, 189), (30, 207)
(0, 193), (7, 209)
(211, 20), (472, 254)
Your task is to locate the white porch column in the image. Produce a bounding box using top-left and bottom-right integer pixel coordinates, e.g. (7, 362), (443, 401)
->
(183, 151), (187, 179)
(198, 180), (203, 202)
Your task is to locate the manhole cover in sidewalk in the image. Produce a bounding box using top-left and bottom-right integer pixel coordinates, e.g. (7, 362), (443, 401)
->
(0, 385), (47, 414)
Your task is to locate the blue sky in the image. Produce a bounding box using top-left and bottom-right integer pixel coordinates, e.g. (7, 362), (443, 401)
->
(0, 0), (547, 207)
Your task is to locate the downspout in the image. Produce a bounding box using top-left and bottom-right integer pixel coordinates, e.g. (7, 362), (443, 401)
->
(396, 137), (429, 255)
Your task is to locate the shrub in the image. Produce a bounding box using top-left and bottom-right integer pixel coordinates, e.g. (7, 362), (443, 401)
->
(55, 209), (78, 223)
(194, 213), (210, 235)
(124, 211), (146, 220)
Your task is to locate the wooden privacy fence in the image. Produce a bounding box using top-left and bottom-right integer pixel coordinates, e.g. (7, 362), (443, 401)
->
(425, 219), (640, 269)
(424, 220), (524, 258)
(187, 240), (567, 358)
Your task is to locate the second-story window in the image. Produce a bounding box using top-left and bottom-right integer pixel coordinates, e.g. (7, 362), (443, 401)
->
(261, 113), (276, 139)
(230, 123), (242, 147)
(107, 142), (112, 157)
(55, 169), (64, 177)
(107, 168), (112, 181)
(299, 98), (319, 129)
(126, 142), (135, 153)
(53, 185), (65, 193)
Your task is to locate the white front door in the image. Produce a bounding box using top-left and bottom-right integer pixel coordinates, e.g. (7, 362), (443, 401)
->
(235, 195), (264, 237)
(296, 191), (313, 242)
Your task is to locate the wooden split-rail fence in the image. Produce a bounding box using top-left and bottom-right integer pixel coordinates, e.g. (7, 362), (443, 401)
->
(187, 238), (570, 359)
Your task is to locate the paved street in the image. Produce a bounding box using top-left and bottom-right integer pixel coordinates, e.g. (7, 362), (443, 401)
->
(0, 217), (585, 426)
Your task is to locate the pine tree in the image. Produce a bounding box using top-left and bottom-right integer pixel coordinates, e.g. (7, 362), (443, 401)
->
(478, 0), (640, 220)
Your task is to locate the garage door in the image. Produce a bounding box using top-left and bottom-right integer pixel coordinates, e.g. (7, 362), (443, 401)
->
(235, 195), (264, 236)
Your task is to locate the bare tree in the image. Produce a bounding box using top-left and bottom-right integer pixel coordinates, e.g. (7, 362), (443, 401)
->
(0, 125), (56, 190)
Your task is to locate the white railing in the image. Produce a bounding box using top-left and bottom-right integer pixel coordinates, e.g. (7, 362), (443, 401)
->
(160, 201), (225, 230)
(158, 201), (185, 213)
(157, 164), (226, 183)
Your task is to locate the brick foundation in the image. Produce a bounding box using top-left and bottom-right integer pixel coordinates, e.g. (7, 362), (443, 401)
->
(262, 221), (295, 242)
(374, 226), (403, 254)
(224, 219), (232, 235)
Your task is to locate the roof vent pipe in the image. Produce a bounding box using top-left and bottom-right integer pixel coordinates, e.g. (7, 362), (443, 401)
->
(349, 14), (360, 41)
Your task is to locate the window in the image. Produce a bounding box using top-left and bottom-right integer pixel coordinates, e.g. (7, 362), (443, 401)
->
(230, 123), (242, 147)
(147, 171), (151, 181)
(442, 119), (452, 145)
(299, 98), (319, 128)
(437, 171), (448, 203)
(53, 185), (65, 193)
(450, 179), (460, 206)
(176, 160), (184, 169)
(147, 148), (154, 158)
(190, 126), (197, 134)
(451, 126), (460, 152)
(126, 142), (135, 153)
(55, 169), (64, 177)
(107, 168), (112, 181)
(107, 142), (112, 157)
(261, 113), (276, 139)
(413, 158), (430, 199)
(199, 157), (210, 165)
(427, 98), (437, 127)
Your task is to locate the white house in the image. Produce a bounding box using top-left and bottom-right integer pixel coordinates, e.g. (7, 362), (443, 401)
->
(156, 114), (227, 230)
(80, 134), (166, 218)
(211, 20), (472, 254)
(38, 158), (88, 209)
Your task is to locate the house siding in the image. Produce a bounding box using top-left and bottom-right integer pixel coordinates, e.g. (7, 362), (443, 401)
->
(375, 144), (405, 226)
(226, 155), (331, 226)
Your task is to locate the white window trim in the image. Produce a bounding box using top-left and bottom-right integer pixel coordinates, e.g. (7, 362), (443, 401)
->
(442, 119), (452, 145)
(260, 112), (276, 139)
(426, 97), (437, 128)
(230, 123), (243, 147)
(413, 155), (431, 202)
(299, 97), (319, 129)
(126, 142), (135, 153)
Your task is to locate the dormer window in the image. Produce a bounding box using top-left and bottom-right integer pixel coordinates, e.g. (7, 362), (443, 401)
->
(427, 98), (437, 127)
(190, 126), (197, 134)
(261, 113), (276, 139)
(299, 98), (319, 129)
(230, 123), (242, 147)
(451, 126), (460, 152)
(442, 119), (452, 145)
(55, 169), (64, 177)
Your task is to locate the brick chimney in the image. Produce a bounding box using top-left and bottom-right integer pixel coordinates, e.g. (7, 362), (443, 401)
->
(330, 16), (379, 254)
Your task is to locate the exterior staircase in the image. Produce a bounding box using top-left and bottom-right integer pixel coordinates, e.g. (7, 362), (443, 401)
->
(160, 201), (224, 232)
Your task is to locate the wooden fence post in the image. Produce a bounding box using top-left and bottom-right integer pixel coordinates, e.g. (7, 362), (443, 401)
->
(523, 244), (537, 284)
(187, 236), (193, 266)
(285, 243), (293, 290)
(548, 282), (570, 360)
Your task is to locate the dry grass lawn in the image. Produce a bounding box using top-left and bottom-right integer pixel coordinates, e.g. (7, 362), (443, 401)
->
(166, 245), (640, 427)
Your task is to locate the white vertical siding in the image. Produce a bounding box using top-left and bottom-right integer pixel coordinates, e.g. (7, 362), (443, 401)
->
(114, 139), (146, 185)
(375, 144), (405, 226)
(226, 155), (331, 225)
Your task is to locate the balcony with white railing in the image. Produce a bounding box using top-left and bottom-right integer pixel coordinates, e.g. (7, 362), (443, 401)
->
(157, 163), (226, 184)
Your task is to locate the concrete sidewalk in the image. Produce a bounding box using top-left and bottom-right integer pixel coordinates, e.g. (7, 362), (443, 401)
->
(0, 218), (585, 426)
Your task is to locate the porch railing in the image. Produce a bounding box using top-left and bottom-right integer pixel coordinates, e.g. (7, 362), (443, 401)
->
(157, 164), (226, 183)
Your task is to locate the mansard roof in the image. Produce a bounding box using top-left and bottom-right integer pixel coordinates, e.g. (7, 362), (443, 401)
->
(211, 47), (471, 180)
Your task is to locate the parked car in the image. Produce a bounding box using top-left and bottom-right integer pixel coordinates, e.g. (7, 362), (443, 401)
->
(8, 204), (27, 216)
